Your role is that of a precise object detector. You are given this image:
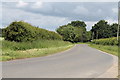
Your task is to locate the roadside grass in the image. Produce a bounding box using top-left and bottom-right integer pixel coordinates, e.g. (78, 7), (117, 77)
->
(89, 43), (119, 78)
(75, 42), (87, 44)
(88, 44), (118, 56)
(1, 40), (74, 61)
(2, 40), (73, 51)
(0, 37), (4, 41)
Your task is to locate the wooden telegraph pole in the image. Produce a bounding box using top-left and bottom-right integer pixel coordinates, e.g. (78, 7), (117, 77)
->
(117, 1), (120, 41)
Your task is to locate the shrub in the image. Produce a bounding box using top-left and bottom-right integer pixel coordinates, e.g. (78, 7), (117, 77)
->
(3, 21), (62, 42)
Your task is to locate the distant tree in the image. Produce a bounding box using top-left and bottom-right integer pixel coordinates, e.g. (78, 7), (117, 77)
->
(57, 25), (85, 42)
(56, 20), (89, 43)
(91, 20), (111, 39)
(68, 20), (86, 28)
(110, 23), (119, 37)
(86, 31), (92, 41)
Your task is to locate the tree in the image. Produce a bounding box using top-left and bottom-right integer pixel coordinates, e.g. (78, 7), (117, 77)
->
(110, 23), (119, 37)
(68, 20), (86, 28)
(91, 20), (111, 39)
(57, 25), (85, 42)
(56, 20), (89, 43)
(86, 31), (92, 41)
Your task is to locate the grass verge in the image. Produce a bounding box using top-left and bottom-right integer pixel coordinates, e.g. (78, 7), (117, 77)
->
(1, 40), (74, 61)
(89, 44), (118, 56)
(89, 43), (119, 78)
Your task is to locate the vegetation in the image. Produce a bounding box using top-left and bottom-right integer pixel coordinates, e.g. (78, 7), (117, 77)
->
(56, 20), (92, 43)
(90, 37), (118, 56)
(90, 20), (119, 57)
(89, 44), (118, 56)
(2, 21), (62, 42)
(2, 40), (72, 51)
(1, 21), (75, 61)
(91, 37), (118, 46)
(91, 20), (119, 39)
(1, 19), (119, 61)
(1, 40), (73, 61)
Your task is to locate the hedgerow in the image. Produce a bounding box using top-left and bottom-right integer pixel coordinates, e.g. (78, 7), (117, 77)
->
(3, 21), (62, 42)
(91, 37), (119, 46)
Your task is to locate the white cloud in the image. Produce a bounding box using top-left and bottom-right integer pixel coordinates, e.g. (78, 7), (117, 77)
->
(74, 6), (88, 15)
(32, 1), (43, 8)
(1, 0), (119, 2)
(2, 7), (70, 31)
(16, 1), (28, 8)
(112, 8), (118, 13)
(106, 19), (118, 24)
(2, 2), (118, 31)
(85, 19), (118, 31)
(86, 21), (97, 31)
(3, 2), (117, 22)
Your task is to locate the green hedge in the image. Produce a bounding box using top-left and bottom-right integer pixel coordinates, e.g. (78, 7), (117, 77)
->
(91, 37), (118, 45)
(3, 21), (62, 42)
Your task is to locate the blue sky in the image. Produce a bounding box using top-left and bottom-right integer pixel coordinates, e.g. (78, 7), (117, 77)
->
(1, 1), (118, 31)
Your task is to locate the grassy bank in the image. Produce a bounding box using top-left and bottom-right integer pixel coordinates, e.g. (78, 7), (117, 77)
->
(1, 40), (74, 61)
(89, 44), (118, 56)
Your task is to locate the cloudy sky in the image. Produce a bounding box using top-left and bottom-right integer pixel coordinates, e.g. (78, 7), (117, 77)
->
(1, 1), (118, 31)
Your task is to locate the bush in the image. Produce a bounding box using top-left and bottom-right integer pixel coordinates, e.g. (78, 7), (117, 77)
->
(91, 37), (118, 46)
(3, 21), (62, 42)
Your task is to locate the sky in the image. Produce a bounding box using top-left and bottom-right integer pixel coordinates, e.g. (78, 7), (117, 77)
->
(1, 1), (118, 31)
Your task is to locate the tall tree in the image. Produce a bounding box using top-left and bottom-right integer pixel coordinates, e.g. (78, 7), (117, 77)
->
(56, 20), (89, 42)
(110, 23), (119, 37)
(56, 25), (86, 42)
(91, 20), (111, 39)
(68, 20), (86, 28)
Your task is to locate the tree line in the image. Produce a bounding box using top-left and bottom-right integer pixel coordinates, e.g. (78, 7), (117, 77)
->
(57, 20), (119, 43)
(1, 20), (119, 43)
(91, 20), (119, 39)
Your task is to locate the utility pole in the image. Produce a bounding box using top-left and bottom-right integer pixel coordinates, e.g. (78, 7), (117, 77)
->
(96, 31), (98, 39)
(92, 31), (94, 40)
(117, 1), (120, 41)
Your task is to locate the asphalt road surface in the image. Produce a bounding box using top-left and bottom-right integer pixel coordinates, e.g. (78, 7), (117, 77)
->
(2, 44), (114, 78)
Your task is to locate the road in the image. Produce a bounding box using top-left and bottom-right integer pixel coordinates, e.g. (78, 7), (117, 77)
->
(2, 44), (114, 78)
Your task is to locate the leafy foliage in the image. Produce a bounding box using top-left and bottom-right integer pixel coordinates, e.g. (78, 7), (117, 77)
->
(56, 21), (91, 43)
(91, 37), (118, 46)
(91, 20), (119, 39)
(3, 21), (62, 42)
(68, 20), (86, 28)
